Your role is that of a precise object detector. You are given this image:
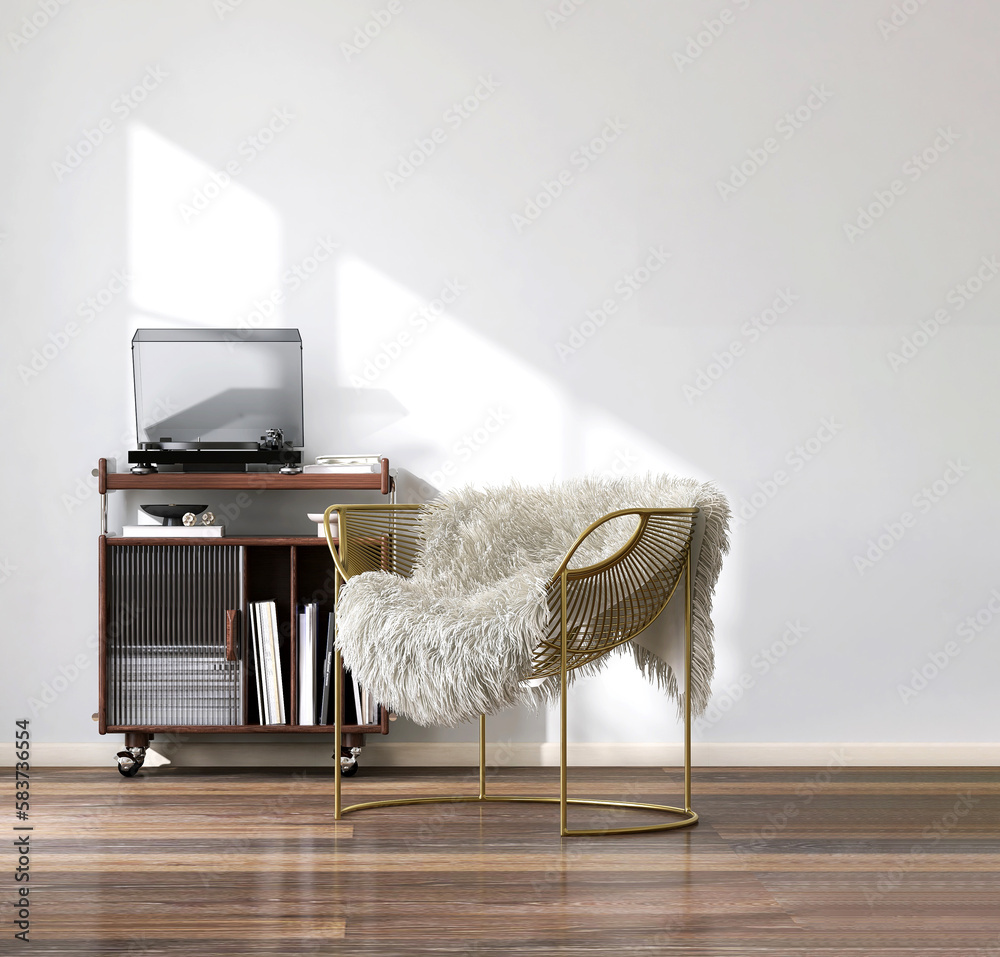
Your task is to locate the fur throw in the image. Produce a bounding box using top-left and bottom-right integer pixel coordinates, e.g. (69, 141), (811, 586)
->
(335, 475), (730, 727)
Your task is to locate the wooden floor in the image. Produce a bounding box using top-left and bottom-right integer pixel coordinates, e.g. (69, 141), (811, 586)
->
(21, 765), (1000, 955)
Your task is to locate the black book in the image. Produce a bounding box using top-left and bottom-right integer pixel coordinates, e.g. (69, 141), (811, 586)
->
(319, 612), (336, 725)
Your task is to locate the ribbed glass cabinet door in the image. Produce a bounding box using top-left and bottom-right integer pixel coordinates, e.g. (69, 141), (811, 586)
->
(106, 544), (245, 726)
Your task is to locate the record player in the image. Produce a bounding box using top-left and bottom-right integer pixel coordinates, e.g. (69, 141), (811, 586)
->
(129, 328), (305, 474)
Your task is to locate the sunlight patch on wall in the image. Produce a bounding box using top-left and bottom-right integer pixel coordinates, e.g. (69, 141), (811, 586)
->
(336, 256), (719, 489)
(336, 255), (570, 488)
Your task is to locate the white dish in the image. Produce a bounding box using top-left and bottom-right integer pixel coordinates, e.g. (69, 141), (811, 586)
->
(307, 513), (339, 537)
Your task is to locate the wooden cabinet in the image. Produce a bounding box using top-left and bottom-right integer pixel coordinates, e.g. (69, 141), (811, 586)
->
(96, 458), (392, 775)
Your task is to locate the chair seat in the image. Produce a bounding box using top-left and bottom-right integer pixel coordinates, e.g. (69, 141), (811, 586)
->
(333, 474), (730, 726)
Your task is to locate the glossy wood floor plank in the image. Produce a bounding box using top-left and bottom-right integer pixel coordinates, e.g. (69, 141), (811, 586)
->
(17, 766), (1000, 955)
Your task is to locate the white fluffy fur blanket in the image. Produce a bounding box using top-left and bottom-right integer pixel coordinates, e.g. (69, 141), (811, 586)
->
(335, 475), (730, 727)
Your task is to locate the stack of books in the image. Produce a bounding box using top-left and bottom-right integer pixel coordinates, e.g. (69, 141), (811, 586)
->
(120, 525), (225, 537)
(303, 454), (382, 474)
(248, 601), (286, 724)
(249, 599), (381, 727)
(351, 673), (379, 727)
(296, 602), (379, 727)
(297, 603), (337, 726)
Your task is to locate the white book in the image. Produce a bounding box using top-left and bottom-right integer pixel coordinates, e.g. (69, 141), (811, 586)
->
(312, 454), (381, 466)
(298, 605), (316, 726)
(297, 608), (307, 724)
(254, 603), (272, 725)
(352, 673), (363, 728)
(266, 601), (286, 724)
(120, 525), (225, 537)
(302, 464), (379, 473)
(257, 602), (276, 724)
(250, 604), (265, 725)
(308, 602), (318, 723)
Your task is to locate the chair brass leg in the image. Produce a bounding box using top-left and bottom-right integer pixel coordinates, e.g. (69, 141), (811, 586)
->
(684, 553), (692, 813)
(478, 714), (486, 800)
(333, 572), (342, 820)
(559, 573), (569, 837)
(551, 560), (698, 837)
(334, 647), (342, 820)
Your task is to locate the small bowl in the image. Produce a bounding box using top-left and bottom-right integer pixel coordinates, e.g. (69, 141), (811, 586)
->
(307, 513), (339, 538)
(142, 504), (207, 527)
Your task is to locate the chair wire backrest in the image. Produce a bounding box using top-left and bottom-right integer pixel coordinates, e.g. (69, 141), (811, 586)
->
(336, 506), (428, 580)
(530, 509), (697, 680)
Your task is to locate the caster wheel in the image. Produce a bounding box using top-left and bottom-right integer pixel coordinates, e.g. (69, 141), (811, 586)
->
(116, 748), (145, 777)
(338, 746), (360, 776)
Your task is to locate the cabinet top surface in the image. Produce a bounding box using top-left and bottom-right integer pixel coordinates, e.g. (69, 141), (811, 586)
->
(104, 473), (384, 490)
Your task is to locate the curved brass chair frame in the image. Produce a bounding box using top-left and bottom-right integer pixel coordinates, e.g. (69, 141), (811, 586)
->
(323, 502), (699, 836)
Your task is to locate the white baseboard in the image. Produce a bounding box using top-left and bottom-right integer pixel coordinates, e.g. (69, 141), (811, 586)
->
(362, 742), (1000, 768)
(6, 741), (1000, 768)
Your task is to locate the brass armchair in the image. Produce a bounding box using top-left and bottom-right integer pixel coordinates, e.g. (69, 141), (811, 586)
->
(323, 502), (700, 836)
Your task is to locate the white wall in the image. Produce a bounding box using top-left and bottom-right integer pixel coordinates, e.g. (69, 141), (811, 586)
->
(2, 0), (998, 763)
